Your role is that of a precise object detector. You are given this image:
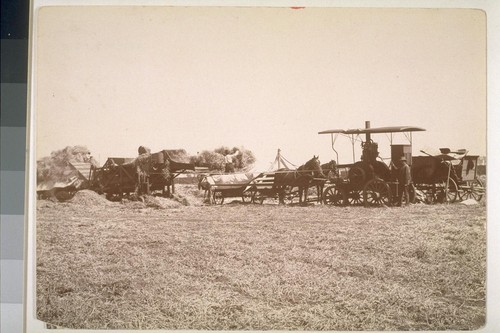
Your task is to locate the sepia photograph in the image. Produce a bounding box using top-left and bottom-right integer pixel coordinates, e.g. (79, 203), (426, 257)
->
(29, 2), (488, 331)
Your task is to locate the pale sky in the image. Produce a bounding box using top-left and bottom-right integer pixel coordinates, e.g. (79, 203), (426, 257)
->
(35, 6), (487, 169)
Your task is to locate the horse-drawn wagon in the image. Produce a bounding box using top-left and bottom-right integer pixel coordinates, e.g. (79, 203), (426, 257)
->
(198, 154), (326, 206)
(244, 156), (326, 205)
(412, 148), (484, 203)
(198, 173), (255, 205)
(319, 122), (426, 207)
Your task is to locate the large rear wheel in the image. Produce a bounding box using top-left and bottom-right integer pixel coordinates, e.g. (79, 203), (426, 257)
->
(364, 179), (392, 207)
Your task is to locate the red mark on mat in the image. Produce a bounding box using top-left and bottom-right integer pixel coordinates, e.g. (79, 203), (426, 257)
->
(290, 7), (305, 10)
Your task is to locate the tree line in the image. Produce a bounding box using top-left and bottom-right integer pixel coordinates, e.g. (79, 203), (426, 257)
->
(37, 145), (256, 183)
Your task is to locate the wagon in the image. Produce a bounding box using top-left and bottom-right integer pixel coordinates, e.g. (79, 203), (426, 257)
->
(89, 157), (138, 200)
(199, 173), (256, 205)
(149, 149), (196, 197)
(37, 161), (94, 201)
(412, 149), (485, 203)
(319, 121), (426, 207)
(244, 171), (321, 205)
(89, 149), (195, 201)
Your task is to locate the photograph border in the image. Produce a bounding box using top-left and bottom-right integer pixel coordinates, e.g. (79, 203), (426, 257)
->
(25, 1), (499, 332)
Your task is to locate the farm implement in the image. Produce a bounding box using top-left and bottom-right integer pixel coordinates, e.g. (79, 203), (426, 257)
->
(199, 160), (326, 206)
(319, 122), (426, 207)
(38, 148), (195, 202)
(412, 149), (484, 203)
(319, 121), (484, 207)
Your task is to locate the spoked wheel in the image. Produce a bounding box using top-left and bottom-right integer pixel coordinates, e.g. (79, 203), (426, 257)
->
(322, 186), (345, 206)
(241, 191), (252, 203)
(459, 179), (484, 201)
(212, 191), (224, 205)
(347, 190), (364, 205)
(283, 186), (296, 205)
(251, 190), (265, 204)
(364, 179), (392, 207)
(436, 178), (459, 203)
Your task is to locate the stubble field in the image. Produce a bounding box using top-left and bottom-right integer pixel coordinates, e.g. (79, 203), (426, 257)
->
(36, 186), (486, 330)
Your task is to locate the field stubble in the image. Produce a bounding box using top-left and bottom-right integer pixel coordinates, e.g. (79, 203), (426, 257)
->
(36, 187), (486, 330)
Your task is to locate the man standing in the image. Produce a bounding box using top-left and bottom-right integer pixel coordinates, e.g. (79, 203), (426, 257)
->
(224, 149), (240, 173)
(396, 156), (412, 206)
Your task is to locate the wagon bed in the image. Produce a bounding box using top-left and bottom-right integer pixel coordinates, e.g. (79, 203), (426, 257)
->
(202, 173), (256, 204)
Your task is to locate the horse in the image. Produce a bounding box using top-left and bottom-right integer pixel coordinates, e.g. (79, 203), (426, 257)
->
(311, 160), (338, 203)
(274, 156), (326, 205)
(321, 160), (338, 180)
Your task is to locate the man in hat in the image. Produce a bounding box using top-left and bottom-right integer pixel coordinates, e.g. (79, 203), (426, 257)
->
(223, 149), (240, 173)
(396, 156), (412, 206)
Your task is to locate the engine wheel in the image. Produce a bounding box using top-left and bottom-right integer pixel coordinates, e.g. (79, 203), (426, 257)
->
(347, 190), (364, 205)
(364, 179), (392, 207)
(322, 186), (345, 206)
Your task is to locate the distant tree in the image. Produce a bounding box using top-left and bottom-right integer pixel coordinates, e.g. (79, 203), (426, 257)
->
(37, 145), (97, 183)
(190, 146), (256, 172)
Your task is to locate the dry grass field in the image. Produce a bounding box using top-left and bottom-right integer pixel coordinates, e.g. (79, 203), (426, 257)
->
(36, 186), (486, 330)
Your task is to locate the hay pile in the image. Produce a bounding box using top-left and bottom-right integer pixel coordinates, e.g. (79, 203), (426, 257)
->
(70, 190), (111, 206)
(123, 185), (206, 209)
(143, 195), (183, 209)
(172, 184), (206, 206)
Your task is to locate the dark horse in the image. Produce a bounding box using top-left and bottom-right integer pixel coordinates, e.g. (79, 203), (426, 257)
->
(274, 156), (326, 205)
(313, 160), (338, 203)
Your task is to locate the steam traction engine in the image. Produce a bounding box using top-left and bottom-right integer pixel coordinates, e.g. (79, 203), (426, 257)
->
(319, 122), (426, 207)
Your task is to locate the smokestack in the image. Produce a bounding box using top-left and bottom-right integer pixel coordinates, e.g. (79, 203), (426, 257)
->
(365, 121), (371, 142)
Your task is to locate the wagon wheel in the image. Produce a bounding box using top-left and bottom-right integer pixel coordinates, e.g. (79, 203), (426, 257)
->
(283, 186), (296, 205)
(459, 179), (484, 202)
(347, 190), (364, 205)
(364, 179), (392, 207)
(436, 178), (459, 203)
(54, 188), (76, 202)
(241, 191), (252, 203)
(413, 184), (436, 204)
(322, 186), (345, 206)
(212, 191), (224, 205)
(423, 190), (436, 204)
(251, 190), (265, 204)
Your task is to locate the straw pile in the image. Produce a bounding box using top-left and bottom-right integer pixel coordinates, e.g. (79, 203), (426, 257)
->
(69, 190), (111, 206)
